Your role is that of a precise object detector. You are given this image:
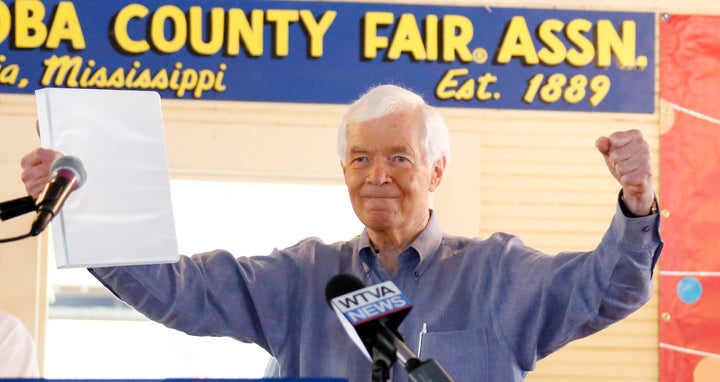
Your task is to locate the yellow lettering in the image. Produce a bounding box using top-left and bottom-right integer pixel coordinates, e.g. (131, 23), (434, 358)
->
(475, 72), (498, 101)
(79, 59), (96, 86)
(363, 12), (393, 60)
(455, 80), (474, 100)
(45, 1), (85, 49)
(151, 69), (169, 89)
(597, 20), (636, 69)
(0, 63), (19, 84)
(169, 62), (182, 90)
(151, 5), (186, 54)
(266, 9), (299, 57)
(425, 15), (438, 61)
(41, 55), (81, 86)
(435, 68), (468, 100)
(15, 0), (47, 49)
(176, 69), (197, 97)
(0, 2), (10, 44)
(114, 4), (150, 54)
(132, 69), (152, 88)
(0, 56), (20, 87)
(214, 63), (227, 91)
(537, 19), (565, 66)
(188, 6), (224, 55)
(495, 16), (538, 65)
(88, 67), (108, 87)
(565, 19), (594, 66)
(193, 69), (215, 98)
(40, 56), (224, 98)
(442, 15), (473, 63)
(436, 69), (499, 102)
(107, 67), (125, 88)
(124, 61), (141, 86)
(387, 14), (426, 60)
(300, 10), (336, 58)
(227, 9), (264, 56)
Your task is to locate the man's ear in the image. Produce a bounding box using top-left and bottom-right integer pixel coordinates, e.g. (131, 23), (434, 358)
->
(428, 156), (447, 192)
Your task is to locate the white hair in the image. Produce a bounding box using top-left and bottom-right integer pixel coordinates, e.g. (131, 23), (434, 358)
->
(336, 84), (451, 166)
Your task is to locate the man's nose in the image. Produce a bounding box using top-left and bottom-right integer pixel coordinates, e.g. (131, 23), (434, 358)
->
(366, 160), (390, 185)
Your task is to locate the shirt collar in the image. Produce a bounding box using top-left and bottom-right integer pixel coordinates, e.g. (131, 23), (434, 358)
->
(356, 210), (443, 275)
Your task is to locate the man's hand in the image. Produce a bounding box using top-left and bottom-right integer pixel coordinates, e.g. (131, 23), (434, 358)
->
(20, 148), (64, 199)
(595, 129), (655, 216)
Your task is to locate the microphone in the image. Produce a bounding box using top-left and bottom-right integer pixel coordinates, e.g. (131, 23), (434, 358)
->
(325, 274), (454, 382)
(30, 155), (87, 236)
(0, 196), (36, 221)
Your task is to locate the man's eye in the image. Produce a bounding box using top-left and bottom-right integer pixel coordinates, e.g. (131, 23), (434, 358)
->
(394, 156), (408, 162)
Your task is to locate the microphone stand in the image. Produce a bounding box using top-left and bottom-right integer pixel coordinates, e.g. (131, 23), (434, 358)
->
(369, 326), (454, 382)
(371, 328), (397, 382)
(393, 336), (454, 382)
(372, 348), (393, 382)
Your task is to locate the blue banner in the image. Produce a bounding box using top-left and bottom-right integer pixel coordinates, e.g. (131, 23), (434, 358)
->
(0, 0), (655, 113)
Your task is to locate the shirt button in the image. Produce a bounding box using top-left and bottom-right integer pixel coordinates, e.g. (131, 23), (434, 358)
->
(414, 271), (420, 278)
(642, 226), (651, 232)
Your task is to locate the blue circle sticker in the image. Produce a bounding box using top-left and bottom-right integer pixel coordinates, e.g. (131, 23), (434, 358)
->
(677, 277), (703, 304)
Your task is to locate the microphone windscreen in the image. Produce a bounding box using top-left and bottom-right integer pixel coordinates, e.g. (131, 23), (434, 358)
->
(325, 273), (366, 306)
(51, 155), (87, 188)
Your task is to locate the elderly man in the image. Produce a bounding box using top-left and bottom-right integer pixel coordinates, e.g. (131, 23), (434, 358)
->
(20, 84), (662, 381)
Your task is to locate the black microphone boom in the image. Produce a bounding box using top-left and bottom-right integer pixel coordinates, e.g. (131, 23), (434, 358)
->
(30, 155), (87, 236)
(0, 196), (36, 221)
(325, 274), (454, 382)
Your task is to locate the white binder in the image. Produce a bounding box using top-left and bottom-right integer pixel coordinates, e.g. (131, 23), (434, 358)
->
(35, 88), (179, 268)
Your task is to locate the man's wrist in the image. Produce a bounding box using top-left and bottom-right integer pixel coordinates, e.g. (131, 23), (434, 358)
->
(620, 191), (659, 218)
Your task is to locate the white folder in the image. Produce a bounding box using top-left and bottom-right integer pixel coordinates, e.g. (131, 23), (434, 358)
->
(35, 88), (179, 268)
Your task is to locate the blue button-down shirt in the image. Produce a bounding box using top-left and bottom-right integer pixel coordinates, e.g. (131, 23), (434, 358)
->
(90, 204), (661, 382)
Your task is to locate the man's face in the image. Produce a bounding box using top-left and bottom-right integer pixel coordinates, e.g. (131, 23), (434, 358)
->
(342, 109), (444, 236)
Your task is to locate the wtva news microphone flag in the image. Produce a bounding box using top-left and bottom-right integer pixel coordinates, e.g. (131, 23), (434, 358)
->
(329, 280), (412, 361)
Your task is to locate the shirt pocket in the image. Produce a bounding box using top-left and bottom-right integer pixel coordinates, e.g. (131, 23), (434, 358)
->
(419, 327), (489, 382)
